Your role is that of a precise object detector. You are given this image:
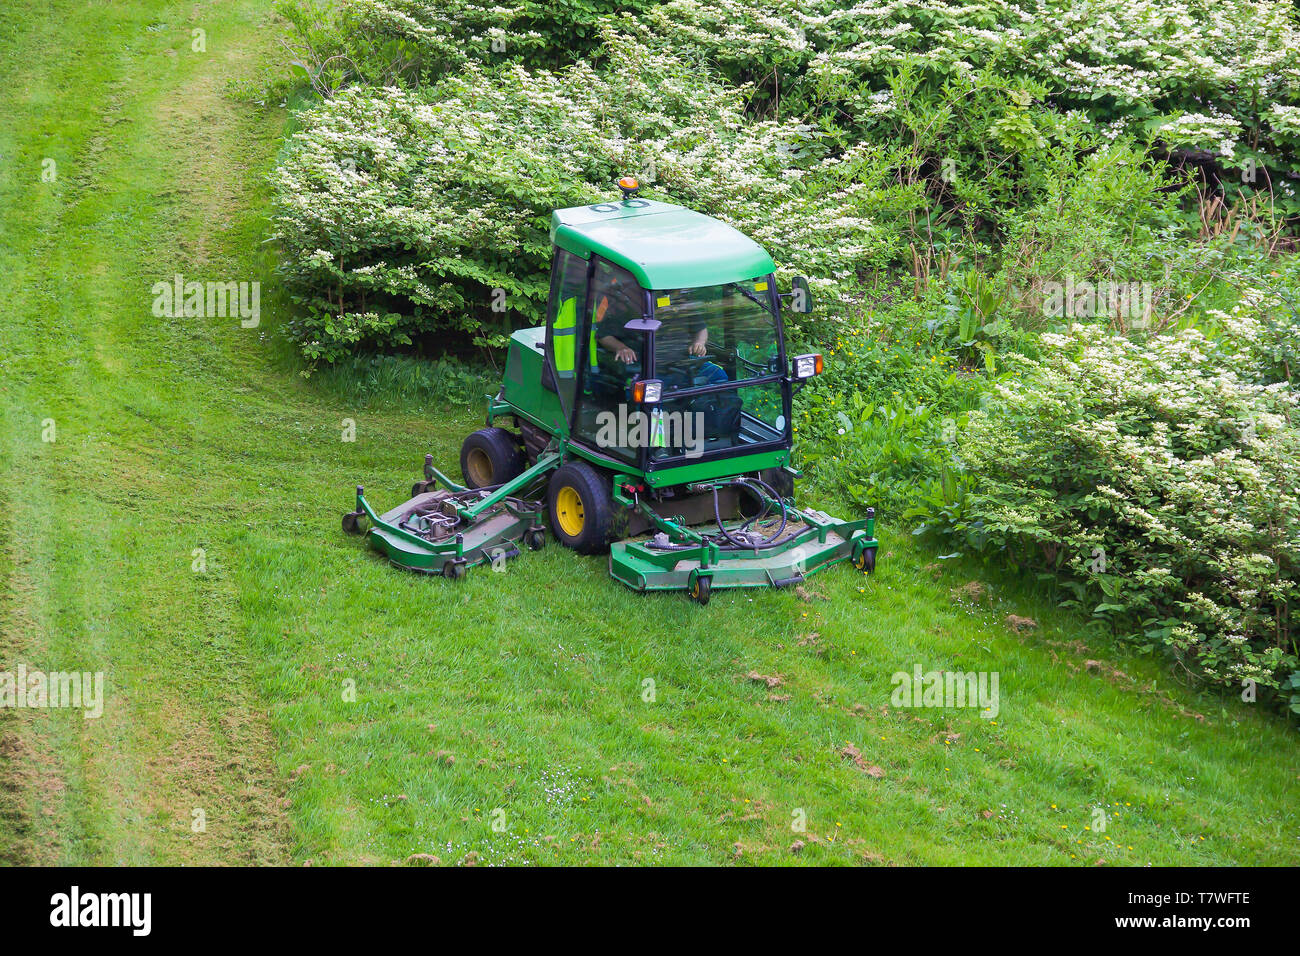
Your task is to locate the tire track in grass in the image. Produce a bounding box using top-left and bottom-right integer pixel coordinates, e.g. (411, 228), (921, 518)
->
(0, 0), (147, 869)
(0, 0), (289, 864)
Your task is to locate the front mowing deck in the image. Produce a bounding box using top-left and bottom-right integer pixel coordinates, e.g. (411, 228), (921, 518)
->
(609, 508), (877, 593)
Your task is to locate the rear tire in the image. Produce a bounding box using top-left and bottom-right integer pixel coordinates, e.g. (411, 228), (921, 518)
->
(547, 462), (613, 554)
(460, 427), (525, 489)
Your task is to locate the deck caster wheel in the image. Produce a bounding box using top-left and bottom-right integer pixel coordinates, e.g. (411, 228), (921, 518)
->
(445, 559), (468, 580)
(524, 528), (547, 551)
(342, 511), (364, 535)
(688, 575), (712, 606)
(411, 481), (430, 498)
(852, 545), (877, 574)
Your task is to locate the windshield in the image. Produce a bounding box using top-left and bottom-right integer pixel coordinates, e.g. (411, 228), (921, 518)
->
(651, 278), (780, 390)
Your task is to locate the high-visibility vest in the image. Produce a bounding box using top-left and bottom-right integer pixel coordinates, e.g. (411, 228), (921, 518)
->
(552, 296), (597, 378)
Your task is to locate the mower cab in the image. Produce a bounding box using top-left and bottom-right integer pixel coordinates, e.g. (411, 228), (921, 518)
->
(344, 181), (877, 602)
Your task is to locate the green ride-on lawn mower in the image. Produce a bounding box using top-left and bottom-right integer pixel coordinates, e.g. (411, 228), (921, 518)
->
(342, 178), (877, 603)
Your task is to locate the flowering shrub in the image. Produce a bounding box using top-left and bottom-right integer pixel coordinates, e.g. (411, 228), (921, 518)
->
(268, 31), (909, 364)
(623, 0), (1300, 261)
(635, 0), (1300, 170)
(915, 317), (1300, 711)
(269, 2), (1300, 365)
(277, 0), (654, 90)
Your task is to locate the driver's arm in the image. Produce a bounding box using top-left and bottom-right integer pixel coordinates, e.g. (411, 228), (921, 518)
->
(599, 335), (637, 364)
(689, 327), (708, 357)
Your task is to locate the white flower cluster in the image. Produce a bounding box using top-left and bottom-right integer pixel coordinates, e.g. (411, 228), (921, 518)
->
(955, 318), (1300, 690)
(1268, 103), (1300, 138)
(1156, 111), (1243, 158)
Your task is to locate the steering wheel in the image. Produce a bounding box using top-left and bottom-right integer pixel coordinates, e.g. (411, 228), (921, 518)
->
(663, 355), (710, 378)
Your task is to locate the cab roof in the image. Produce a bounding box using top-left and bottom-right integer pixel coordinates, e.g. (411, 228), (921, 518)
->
(549, 199), (776, 290)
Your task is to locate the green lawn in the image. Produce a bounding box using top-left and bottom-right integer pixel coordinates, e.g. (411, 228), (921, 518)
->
(0, 0), (1296, 866)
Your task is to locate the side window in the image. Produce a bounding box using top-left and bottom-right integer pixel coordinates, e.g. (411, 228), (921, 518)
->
(545, 249), (588, 410)
(572, 259), (646, 463)
(588, 260), (645, 377)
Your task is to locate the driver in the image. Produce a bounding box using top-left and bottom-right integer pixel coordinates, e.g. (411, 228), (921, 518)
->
(655, 304), (725, 388)
(595, 271), (726, 388)
(594, 267), (646, 366)
(601, 319), (707, 365)
(652, 316), (708, 365)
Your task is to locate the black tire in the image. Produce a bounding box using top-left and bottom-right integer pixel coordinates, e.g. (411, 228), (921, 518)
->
(547, 461), (613, 554)
(342, 512), (363, 535)
(460, 427), (525, 490)
(445, 559), (468, 580)
(853, 545), (877, 574)
(689, 575), (712, 605)
(524, 527), (547, 551)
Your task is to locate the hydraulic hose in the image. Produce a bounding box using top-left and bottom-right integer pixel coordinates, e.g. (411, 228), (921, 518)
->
(641, 476), (799, 552)
(710, 476), (791, 551)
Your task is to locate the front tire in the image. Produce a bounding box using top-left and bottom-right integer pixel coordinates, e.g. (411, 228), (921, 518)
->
(460, 427), (525, 489)
(547, 462), (613, 554)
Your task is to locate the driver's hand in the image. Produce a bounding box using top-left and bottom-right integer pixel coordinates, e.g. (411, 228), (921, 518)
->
(616, 346), (637, 364)
(689, 341), (707, 357)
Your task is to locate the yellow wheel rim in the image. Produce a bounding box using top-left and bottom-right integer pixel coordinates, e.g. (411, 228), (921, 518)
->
(555, 486), (585, 537)
(466, 448), (493, 487)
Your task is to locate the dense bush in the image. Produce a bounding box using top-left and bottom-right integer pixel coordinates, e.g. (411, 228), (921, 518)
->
(913, 314), (1300, 710)
(270, 1), (1300, 366)
(277, 0), (655, 92)
(634, 0), (1300, 193)
(268, 30), (912, 365)
(793, 287), (992, 512)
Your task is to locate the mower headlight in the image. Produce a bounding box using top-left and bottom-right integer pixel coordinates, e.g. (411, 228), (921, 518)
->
(633, 379), (663, 404)
(792, 353), (823, 380)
